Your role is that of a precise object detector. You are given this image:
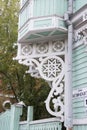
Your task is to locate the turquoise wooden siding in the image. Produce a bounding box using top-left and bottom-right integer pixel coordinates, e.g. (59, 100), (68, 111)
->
(72, 45), (87, 119)
(73, 0), (87, 12)
(73, 125), (87, 130)
(33, 0), (67, 17)
(73, 45), (87, 130)
(73, 45), (87, 89)
(19, 0), (67, 29)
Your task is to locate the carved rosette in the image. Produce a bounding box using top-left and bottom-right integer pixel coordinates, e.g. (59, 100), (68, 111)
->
(36, 42), (48, 54)
(52, 41), (64, 52)
(16, 40), (65, 121)
(21, 44), (33, 55)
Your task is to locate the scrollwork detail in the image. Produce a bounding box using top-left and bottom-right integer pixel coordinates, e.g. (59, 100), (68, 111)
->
(45, 75), (64, 121)
(16, 39), (65, 122)
(17, 55), (65, 121)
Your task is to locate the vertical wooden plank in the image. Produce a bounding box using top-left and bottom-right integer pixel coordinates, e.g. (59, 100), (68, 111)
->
(41, 0), (44, 16)
(10, 105), (22, 130)
(45, 0), (49, 15)
(0, 110), (11, 130)
(33, 0), (67, 17)
(27, 106), (33, 122)
(26, 106), (33, 130)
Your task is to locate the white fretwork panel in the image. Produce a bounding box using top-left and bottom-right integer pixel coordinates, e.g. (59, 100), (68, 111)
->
(18, 40), (64, 58)
(16, 40), (65, 121)
(73, 25), (87, 51)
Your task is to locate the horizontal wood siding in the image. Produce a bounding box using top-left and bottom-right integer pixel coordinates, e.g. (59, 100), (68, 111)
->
(73, 0), (87, 12)
(33, 0), (67, 17)
(73, 125), (87, 130)
(72, 44), (87, 120)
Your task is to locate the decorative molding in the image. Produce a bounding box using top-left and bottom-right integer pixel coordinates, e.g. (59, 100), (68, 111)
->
(29, 117), (61, 124)
(18, 40), (65, 58)
(83, 11), (87, 21)
(73, 27), (87, 51)
(71, 7), (87, 25)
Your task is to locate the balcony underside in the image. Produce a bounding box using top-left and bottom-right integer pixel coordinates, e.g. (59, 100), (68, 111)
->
(18, 16), (67, 42)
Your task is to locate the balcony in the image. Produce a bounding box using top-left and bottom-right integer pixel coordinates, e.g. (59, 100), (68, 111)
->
(18, 0), (67, 42)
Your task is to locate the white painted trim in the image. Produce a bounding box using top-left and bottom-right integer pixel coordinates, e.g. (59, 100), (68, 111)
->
(73, 25), (87, 49)
(71, 9), (87, 24)
(19, 121), (28, 125)
(18, 15), (67, 31)
(19, 34), (67, 43)
(73, 40), (83, 49)
(19, 118), (61, 125)
(73, 118), (87, 125)
(64, 39), (68, 127)
(29, 118), (61, 124)
(20, 0), (30, 9)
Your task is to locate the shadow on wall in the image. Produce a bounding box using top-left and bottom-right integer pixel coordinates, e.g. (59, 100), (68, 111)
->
(62, 122), (66, 130)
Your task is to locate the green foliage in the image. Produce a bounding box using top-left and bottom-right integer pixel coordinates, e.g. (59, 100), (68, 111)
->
(0, 0), (51, 120)
(21, 77), (51, 120)
(0, 0), (21, 101)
